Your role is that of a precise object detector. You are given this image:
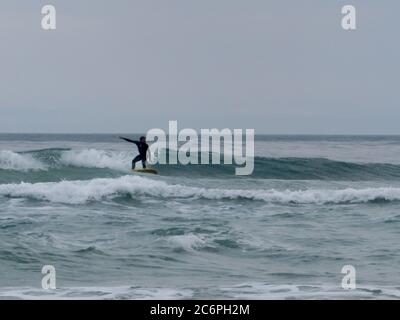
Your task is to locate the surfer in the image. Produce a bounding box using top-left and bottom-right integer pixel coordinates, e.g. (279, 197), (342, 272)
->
(119, 136), (150, 169)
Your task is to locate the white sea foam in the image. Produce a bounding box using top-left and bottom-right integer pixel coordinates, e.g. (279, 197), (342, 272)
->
(0, 283), (398, 299)
(219, 283), (400, 299)
(167, 234), (206, 251)
(60, 149), (132, 171)
(0, 286), (193, 300)
(1, 175), (400, 204)
(0, 151), (46, 171)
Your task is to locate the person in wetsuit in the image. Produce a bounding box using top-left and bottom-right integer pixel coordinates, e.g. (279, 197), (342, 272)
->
(119, 136), (150, 169)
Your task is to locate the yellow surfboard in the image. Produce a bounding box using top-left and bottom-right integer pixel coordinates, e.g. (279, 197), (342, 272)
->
(132, 168), (158, 175)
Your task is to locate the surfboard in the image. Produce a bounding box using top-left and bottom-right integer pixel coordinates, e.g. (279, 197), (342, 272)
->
(132, 168), (158, 175)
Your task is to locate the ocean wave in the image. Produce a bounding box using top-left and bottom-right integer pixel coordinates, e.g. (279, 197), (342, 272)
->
(0, 148), (133, 172)
(0, 283), (398, 299)
(1, 175), (400, 205)
(0, 286), (193, 300)
(0, 151), (47, 171)
(4, 147), (400, 180)
(59, 149), (131, 172)
(166, 234), (206, 252)
(219, 283), (400, 299)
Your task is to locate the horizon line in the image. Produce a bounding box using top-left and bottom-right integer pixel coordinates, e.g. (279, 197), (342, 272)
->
(2, 132), (400, 136)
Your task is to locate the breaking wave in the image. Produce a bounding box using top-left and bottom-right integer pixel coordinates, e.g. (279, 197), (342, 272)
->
(3, 148), (400, 180)
(0, 151), (47, 171)
(59, 149), (130, 171)
(1, 175), (400, 205)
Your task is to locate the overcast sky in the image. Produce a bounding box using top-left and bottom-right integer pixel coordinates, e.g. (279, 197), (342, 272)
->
(0, 1), (399, 134)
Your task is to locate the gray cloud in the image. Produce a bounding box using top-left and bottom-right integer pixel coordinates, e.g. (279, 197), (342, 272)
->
(0, 0), (399, 133)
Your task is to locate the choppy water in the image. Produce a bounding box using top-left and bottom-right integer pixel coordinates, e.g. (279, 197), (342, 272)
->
(1, 134), (400, 299)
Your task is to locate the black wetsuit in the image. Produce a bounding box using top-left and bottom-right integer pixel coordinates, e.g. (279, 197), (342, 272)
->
(120, 137), (149, 169)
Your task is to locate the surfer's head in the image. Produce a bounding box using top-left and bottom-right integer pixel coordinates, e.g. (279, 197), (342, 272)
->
(140, 136), (146, 143)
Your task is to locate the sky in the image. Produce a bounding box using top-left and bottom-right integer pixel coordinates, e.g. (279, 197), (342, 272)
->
(0, 0), (399, 134)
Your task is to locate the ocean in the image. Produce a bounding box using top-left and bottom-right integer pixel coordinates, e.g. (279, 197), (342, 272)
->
(1, 134), (400, 299)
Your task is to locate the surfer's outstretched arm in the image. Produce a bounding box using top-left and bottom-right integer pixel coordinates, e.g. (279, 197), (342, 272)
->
(119, 137), (139, 145)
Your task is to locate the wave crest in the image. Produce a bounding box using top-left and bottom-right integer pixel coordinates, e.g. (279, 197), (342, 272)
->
(4, 148), (400, 181)
(0, 151), (47, 171)
(60, 149), (131, 171)
(1, 175), (400, 205)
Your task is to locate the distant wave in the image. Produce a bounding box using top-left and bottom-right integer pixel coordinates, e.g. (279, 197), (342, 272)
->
(1, 175), (400, 204)
(3, 148), (400, 181)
